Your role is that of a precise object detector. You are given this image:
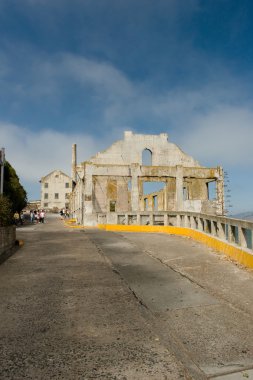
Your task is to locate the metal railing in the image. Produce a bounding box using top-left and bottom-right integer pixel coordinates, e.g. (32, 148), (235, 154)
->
(97, 211), (253, 251)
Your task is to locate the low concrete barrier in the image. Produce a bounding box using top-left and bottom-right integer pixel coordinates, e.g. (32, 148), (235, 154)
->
(97, 211), (253, 269)
(0, 226), (16, 259)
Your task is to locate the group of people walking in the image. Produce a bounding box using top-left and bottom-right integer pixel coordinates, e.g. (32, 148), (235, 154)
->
(13, 209), (46, 226)
(60, 208), (70, 219)
(30, 210), (46, 223)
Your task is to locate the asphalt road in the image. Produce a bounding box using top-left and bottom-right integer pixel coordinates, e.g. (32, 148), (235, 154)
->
(1, 216), (253, 379)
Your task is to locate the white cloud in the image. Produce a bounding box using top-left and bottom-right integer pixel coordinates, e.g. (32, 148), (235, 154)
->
(0, 121), (123, 185)
(60, 54), (134, 100)
(176, 106), (253, 167)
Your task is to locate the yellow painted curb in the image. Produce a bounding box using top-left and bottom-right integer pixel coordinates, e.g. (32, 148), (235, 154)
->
(64, 223), (96, 229)
(64, 224), (85, 229)
(98, 224), (253, 269)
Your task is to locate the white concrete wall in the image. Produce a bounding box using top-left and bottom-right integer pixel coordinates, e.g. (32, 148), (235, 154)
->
(89, 131), (200, 167)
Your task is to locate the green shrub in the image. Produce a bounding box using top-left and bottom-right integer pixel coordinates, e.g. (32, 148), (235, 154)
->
(3, 162), (27, 213)
(0, 195), (13, 227)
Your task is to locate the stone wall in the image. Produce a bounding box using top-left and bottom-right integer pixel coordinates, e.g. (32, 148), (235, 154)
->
(0, 226), (16, 257)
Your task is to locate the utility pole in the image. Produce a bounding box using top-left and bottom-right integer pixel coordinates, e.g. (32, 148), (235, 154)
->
(0, 147), (5, 195)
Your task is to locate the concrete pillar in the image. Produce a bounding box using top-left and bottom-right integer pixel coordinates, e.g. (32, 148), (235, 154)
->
(198, 217), (203, 231)
(176, 214), (181, 227)
(176, 166), (183, 211)
(83, 165), (94, 223)
(164, 182), (168, 211)
(227, 225), (235, 244)
(191, 216), (197, 229)
(71, 144), (77, 183)
(238, 227), (247, 248)
(164, 214), (169, 226)
(130, 164), (140, 212)
(136, 213), (141, 225)
(211, 220), (217, 236)
(184, 215), (190, 228)
(149, 213), (154, 225)
(216, 166), (224, 215)
(217, 222), (225, 239)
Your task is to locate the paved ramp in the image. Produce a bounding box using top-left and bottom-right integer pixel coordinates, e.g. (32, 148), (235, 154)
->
(87, 229), (253, 379)
(1, 216), (253, 379)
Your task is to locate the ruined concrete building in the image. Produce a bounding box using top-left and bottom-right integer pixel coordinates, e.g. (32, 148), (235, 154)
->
(70, 131), (224, 225)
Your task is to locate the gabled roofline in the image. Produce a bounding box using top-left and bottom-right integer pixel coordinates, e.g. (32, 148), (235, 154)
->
(40, 169), (71, 182)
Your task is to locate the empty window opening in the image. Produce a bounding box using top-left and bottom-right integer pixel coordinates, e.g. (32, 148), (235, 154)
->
(110, 201), (116, 212)
(44, 183), (48, 188)
(207, 181), (216, 200)
(44, 193), (48, 199)
(143, 181), (166, 211)
(128, 180), (131, 191)
(142, 149), (152, 166)
(183, 187), (189, 201)
(65, 182), (70, 188)
(143, 181), (165, 195)
(55, 193), (59, 199)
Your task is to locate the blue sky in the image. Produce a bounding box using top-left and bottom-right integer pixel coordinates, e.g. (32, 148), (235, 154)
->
(0, 0), (253, 213)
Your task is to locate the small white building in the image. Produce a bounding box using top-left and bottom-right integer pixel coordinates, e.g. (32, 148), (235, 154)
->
(40, 170), (72, 211)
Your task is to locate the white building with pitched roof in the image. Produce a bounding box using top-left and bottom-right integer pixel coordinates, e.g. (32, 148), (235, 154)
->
(40, 170), (72, 211)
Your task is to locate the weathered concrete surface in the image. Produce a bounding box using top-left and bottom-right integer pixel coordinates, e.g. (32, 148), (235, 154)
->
(0, 216), (185, 380)
(0, 225), (16, 262)
(2, 216), (253, 379)
(0, 226), (16, 254)
(70, 132), (224, 225)
(86, 229), (253, 379)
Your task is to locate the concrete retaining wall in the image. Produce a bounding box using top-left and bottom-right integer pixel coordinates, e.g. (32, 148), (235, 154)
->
(97, 211), (253, 269)
(0, 226), (16, 257)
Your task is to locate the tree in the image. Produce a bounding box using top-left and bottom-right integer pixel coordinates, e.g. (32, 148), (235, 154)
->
(2, 161), (27, 213)
(0, 195), (13, 227)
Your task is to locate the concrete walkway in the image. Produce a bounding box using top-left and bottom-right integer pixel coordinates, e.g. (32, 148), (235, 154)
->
(1, 216), (253, 379)
(0, 216), (184, 380)
(85, 229), (253, 380)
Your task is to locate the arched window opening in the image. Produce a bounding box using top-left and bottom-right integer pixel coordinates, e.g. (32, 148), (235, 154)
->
(142, 149), (152, 166)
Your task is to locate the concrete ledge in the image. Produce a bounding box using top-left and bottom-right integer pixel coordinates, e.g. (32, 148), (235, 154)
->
(0, 242), (21, 265)
(98, 224), (253, 269)
(0, 226), (17, 264)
